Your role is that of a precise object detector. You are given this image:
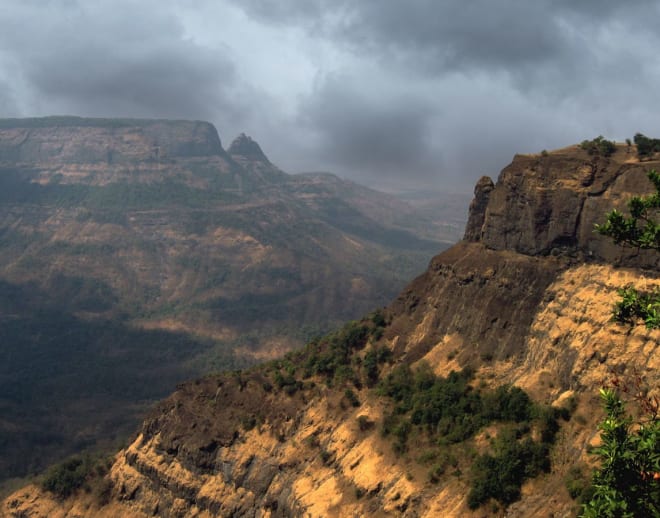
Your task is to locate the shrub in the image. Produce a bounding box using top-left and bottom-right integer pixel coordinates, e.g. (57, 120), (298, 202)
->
(634, 133), (660, 158)
(468, 432), (551, 509)
(581, 389), (660, 517)
(580, 136), (616, 157)
(344, 388), (360, 407)
(370, 309), (387, 328)
(41, 454), (111, 499)
(565, 465), (592, 502)
(595, 169), (660, 329)
(41, 457), (89, 498)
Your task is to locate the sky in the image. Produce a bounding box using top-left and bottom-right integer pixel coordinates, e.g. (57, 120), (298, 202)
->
(1, 1), (660, 192)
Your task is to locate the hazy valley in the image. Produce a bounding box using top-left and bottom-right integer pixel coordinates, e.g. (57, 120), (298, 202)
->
(0, 117), (466, 492)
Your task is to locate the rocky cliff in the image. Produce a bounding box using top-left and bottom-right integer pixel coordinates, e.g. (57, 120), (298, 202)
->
(4, 142), (659, 517)
(465, 145), (659, 268)
(0, 116), (226, 165)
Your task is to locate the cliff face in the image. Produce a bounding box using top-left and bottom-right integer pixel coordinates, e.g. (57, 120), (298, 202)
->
(465, 146), (659, 268)
(5, 143), (660, 517)
(0, 117), (225, 165)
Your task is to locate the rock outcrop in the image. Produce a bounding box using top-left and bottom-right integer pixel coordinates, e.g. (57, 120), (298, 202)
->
(4, 143), (660, 517)
(463, 175), (494, 242)
(228, 133), (271, 164)
(466, 146), (659, 268)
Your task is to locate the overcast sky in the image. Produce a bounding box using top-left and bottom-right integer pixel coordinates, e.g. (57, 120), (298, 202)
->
(1, 1), (659, 192)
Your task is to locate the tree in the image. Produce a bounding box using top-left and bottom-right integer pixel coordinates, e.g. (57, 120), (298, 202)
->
(595, 169), (660, 329)
(580, 136), (617, 157)
(581, 389), (660, 517)
(634, 133), (660, 159)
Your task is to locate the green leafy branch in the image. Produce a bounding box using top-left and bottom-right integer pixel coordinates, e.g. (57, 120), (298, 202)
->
(595, 169), (660, 329)
(612, 286), (660, 330)
(595, 170), (660, 251)
(581, 389), (660, 518)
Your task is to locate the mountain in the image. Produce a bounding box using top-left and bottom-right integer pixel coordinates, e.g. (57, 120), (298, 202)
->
(0, 117), (457, 342)
(0, 117), (461, 489)
(5, 140), (658, 517)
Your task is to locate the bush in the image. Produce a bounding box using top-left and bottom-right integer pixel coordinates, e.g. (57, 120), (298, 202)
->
(468, 432), (551, 509)
(303, 321), (371, 383)
(634, 133), (660, 158)
(370, 309), (387, 328)
(41, 454), (111, 499)
(565, 465), (592, 502)
(580, 136), (616, 157)
(581, 389), (660, 517)
(595, 169), (660, 329)
(377, 362), (557, 509)
(356, 415), (374, 431)
(344, 388), (360, 407)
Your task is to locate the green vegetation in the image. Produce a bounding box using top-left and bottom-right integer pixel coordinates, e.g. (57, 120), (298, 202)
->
(610, 286), (660, 330)
(356, 415), (374, 432)
(595, 169), (660, 329)
(468, 429), (551, 509)
(580, 136), (617, 157)
(0, 169), (240, 209)
(377, 362), (567, 509)
(634, 133), (660, 159)
(565, 465), (594, 504)
(344, 388), (361, 407)
(379, 365), (535, 445)
(581, 389), (660, 517)
(0, 279), (248, 484)
(270, 310), (568, 512)
(41, 454), (112, 499)
(299, 315), (390, 387)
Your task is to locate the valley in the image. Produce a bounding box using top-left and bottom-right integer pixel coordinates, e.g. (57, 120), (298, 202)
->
(0, 117), (464, 490)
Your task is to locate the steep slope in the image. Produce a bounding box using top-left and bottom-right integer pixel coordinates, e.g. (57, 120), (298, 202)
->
(5, 142), (659, 517)
(0, 117), (460, 487)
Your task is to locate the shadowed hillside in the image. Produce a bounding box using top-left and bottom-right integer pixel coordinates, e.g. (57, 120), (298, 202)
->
(0, 117), (462, 490)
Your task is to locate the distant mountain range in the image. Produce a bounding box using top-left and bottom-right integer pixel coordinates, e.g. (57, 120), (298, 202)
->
(0, 116), (467, 487)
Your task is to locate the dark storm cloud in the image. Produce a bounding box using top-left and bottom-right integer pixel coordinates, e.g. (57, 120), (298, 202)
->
(231, 0), (659, 88)
(231, 0), (568, 67)
(228, 0), (660, 189)
(300, 75), (440, 182)
(0, 1), (244, 123)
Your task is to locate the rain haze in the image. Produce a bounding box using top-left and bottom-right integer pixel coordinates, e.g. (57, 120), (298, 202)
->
(1, 0), (659, 192)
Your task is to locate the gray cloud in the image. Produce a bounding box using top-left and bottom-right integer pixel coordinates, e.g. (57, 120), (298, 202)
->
(299, 75), (441, 184)
(230, 1), (660, 95)
(0, 1), (245, 125)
